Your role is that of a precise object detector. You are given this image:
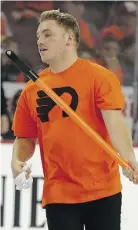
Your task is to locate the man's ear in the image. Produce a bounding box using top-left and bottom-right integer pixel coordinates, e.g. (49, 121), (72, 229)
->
(65, 32), (74, 46)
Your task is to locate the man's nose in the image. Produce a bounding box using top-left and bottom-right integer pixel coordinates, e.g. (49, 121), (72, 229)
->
(37, 38), (44, 46)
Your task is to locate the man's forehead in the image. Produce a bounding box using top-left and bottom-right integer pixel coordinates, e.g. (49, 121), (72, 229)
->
(37, 28), (51, 35)
(37, 20), (61, 34)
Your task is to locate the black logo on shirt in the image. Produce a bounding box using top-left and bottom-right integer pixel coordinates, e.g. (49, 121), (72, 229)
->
(36, 87), (78, 122)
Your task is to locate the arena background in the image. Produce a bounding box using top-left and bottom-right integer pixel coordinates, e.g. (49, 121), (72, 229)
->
(1, 1), (138, 230)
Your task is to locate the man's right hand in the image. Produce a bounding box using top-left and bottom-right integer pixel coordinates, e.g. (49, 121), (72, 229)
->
(11, 160), (31, 179)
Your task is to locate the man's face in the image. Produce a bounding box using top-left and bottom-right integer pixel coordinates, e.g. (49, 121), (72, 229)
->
(101, 41), (119, 58)
(37, 20), (69, 64)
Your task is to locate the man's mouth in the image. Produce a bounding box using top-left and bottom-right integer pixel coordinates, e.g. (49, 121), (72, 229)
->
(39, 48), (48, 52)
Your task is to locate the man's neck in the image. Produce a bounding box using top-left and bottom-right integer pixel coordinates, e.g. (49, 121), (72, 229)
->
(49, 51), (78, 74)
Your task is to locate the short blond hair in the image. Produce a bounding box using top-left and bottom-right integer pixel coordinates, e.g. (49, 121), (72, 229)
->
(39, 9), (80, 47)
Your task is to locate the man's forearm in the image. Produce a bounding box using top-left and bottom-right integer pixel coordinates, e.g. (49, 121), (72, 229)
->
(101, 110), (136, 162)
(107, 123), (136, 162)
(12, 137), (36, 162)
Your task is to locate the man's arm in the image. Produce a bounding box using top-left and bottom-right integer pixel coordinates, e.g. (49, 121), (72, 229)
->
(92, 63), (138, 182)
(101, 109), (138, 183)
(11, 137), (37, 178)
(12, 137), (37, 162)
(101, 110), (136, 162)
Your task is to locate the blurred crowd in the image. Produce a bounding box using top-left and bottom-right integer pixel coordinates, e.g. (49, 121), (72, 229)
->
(1, 1), (138, 140)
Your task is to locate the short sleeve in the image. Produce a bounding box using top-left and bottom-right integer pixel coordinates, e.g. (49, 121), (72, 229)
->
(12, 91), (38, 138)
(94, 66), (125, 110)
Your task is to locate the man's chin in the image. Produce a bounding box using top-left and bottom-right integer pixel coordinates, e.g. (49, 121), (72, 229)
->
(41, 56), (50, 65)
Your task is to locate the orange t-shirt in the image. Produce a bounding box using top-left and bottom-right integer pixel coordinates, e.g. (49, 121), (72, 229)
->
(12, 59), (125, 207)
(94, 59), (123, 84)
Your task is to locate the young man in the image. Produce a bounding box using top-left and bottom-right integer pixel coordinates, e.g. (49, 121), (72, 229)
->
(11, 10), (138, 230)
(96, 35), (123, 83)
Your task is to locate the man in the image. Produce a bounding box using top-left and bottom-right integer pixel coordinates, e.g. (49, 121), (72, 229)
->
(95, 35), (123, 84)
(11, 10), (138, 230)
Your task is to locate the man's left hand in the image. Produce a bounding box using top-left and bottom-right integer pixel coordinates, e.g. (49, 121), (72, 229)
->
(122, 160), (138, 184)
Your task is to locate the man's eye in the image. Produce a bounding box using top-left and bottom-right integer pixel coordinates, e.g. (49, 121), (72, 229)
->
(45, 34), (51, 37)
